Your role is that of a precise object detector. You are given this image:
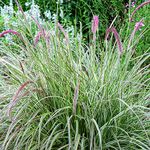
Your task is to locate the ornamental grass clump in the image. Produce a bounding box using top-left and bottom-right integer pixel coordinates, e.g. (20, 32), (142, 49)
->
(0, 9), (150, 150)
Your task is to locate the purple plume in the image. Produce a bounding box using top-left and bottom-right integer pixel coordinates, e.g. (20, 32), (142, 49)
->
(135, 21), (145, 31)
(73, 81), (80, 115)
(91, 15), (99, 41)
(31, 16), (46, 37)
(105, 27), (123, 55)
(34, 31), (43, 46)
(7, 81), (34, 120)
(92, 16), (99, 33)
(57, 22), (69, 44)
(15, 0), (27, 21)
(0, 29), (23, 41)
(128, 19), (145, 49)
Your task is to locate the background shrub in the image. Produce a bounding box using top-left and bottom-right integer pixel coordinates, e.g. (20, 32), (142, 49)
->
(1, 1), (148, 36)
(121, 1), (150, 66)
(1, 0), (128, 36)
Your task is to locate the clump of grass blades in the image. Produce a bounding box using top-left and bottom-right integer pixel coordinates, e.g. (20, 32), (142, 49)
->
(0, 16), (150, 150)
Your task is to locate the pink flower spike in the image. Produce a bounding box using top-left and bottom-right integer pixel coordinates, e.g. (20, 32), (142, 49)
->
(0, 30), (22, 40)
(7, 81), (34, 120)
(135, 21), (145, 31)
(31, 16), (46, 37)
(128, 19), (144, 50)
(92, 15), (99, 34)
(15, 0), (27, 21)
(34, 31), (43, 46)
(105, 28), (111, 40)
(57, 22), (69, 44)
(131, 1), (136, 7)
(73, 81), (80, 115)
(105, 27), (123, 55)
(0, 30), (23, 41)
(45, 32), (51, 47)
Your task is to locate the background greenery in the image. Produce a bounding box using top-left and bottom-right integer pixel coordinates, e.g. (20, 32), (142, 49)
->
(1, 0), (149, 42)
(0, 0), (131, 37)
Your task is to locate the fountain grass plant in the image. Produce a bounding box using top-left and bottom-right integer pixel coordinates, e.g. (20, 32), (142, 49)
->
(0, 13), (150, 150)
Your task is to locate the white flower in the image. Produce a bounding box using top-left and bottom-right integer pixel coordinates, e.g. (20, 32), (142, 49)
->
(44, 10), (52, 20)
(25, 2), (31, 7)
(1, 5), (14, 16)
(29, 4), (41, 19)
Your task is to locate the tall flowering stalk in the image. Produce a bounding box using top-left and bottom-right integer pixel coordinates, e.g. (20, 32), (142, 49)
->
(91, 15), (99, 41)
(128, 19), (145, 49)
(34, 31), (43, 46)
(45, 32), (51, 48)
(7, 81), (34, 120)
(15, 0), (27, 21)
(0, 29), (23, 41)
(105, 27), (123, 55)
(73, 81), (80, 115)
(31, 16), (46, 37)
(33, 30), (51, 47)
(130, 0), (150, 21)
(0, 30), (19, 37)
(32, 16), (48, 47)
(57, 22), (69, 44)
